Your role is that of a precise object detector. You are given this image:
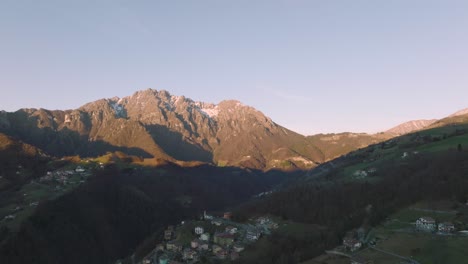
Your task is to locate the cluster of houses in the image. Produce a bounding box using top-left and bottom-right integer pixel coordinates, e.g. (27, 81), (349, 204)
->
(342, 216), (457, 254)
(352, 168), (377, 180)
(1, 166), (93, 227)
(37, 166), (88, 186)
(140, 213), (279, 264)
(352, 170), (368, 179)
(338, 216), (458, 264)
(415, 216), (455, 233)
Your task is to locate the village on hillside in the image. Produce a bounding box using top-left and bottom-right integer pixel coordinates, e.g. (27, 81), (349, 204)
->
(308, 200), (468, 264)
(1, 163), (96, 228)
(129, 212), (279, 264)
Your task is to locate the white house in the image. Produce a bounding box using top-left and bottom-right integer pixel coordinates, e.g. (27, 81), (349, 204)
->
(343, 237), (361, 252)
(203, 210), (213, 220)
(438, 222), (455, 233)
(194, 226), (204, 235)
(246, 230), (260, 241)
(225, 226), (238, 234)
(200, 233), (210, 241)
(416, 217), (436, 231)
(211, 220), (222, 226)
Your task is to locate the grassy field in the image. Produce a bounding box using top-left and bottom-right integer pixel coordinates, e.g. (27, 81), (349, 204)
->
(416, 134), (468, 153)
(414, 235), (468, 264)
(0, 182), (54, 230)
(391, 206), (456, 223)
(355, 248), (402, 264)
(369, 201), (467, 264)
(363, 232), (468, 264)
(300, 255), (349, 264)
(418, 124), (468, 137)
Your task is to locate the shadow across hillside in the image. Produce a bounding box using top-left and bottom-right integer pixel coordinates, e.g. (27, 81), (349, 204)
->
(0, 163), (301, 264)
(145, 124), (213, 162)
(1, 112), (153, 158)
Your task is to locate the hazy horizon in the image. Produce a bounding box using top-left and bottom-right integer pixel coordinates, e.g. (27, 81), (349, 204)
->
(1, 0), (467, 134)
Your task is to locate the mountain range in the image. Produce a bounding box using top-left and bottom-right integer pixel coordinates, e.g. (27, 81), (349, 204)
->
(0, 89), (465, 171)
(1, 89), (468, 264)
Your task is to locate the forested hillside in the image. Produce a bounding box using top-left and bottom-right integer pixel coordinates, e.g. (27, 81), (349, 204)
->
(233, 135), (468, 263)
(0, 164), (293, 264)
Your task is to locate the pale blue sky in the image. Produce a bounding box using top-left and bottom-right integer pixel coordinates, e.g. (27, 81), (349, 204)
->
(1, 0), (468, 135)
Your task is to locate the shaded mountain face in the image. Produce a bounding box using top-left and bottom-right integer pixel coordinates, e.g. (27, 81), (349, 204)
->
(0, 133), (49, 190)
(0, 164), (290, 264)
(385, 119), (437, 136)
(0, 89), (324, 170)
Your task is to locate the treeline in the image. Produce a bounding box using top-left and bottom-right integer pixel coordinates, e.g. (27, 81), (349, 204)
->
(0, 164), (290, 264)
(233, 150), (468, 264)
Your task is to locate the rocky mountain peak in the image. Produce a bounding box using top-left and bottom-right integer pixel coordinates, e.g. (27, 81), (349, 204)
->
(0, 88), (327, 170)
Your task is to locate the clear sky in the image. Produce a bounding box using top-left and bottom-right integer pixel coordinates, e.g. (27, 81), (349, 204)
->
(1, 0), (467, 135)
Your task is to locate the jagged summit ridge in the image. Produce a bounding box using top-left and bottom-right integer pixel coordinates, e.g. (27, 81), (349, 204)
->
(0, 88), (322, 170)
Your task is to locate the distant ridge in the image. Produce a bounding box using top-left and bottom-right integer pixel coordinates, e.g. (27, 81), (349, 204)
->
(449, 108), (468, 117)
(385, 119), (437, 136)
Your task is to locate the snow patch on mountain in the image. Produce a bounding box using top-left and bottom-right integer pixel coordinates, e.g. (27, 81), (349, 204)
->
(199, 106), (219, 118)
(170, 95), (182, 105)
(110, 101), (126, 118)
